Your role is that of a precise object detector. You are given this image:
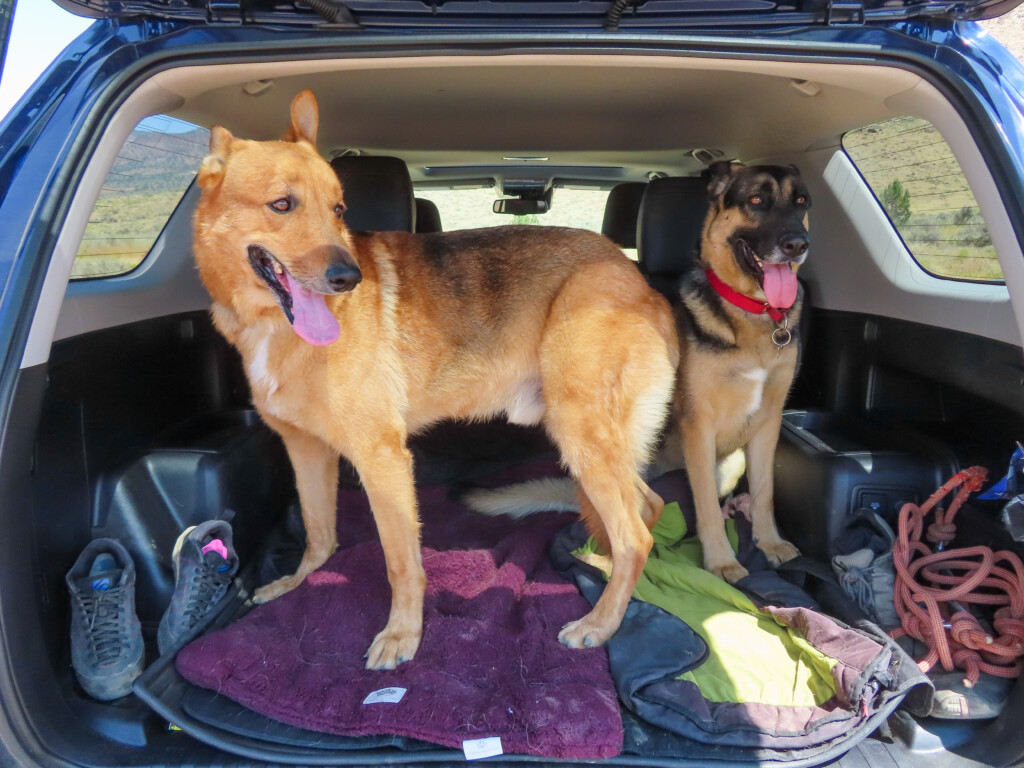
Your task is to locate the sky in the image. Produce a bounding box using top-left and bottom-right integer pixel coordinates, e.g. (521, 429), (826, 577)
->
(0, 1), (91, 120)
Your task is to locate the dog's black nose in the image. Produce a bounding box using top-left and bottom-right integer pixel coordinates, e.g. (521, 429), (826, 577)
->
(780, 233), (809, 259)
(326, 260), (362, 293)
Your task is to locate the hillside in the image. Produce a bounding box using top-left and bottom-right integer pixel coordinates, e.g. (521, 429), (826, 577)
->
(844, 117), (999, 280)
(74, 120), (209, 278)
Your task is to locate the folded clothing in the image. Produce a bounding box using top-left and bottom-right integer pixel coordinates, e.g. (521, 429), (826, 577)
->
(553, 471), (931, 757)
(583, 503), (839, 710)
(176, 467), (623, 760)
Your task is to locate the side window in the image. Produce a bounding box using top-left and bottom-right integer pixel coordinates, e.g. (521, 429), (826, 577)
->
(842, 116), (1002, 282)
(73, 115), (210, 279)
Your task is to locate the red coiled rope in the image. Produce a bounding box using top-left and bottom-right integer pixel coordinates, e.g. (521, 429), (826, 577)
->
(891, 467), (1024, 687)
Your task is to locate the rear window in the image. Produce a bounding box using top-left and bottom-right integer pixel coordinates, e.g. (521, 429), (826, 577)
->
(842, 116), (1002, 283)
(415, 187), (624, 252)
(73, 115), (210, 280)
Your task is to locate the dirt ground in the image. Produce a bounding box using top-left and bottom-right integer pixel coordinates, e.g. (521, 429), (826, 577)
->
(980, 7), (1024, 60)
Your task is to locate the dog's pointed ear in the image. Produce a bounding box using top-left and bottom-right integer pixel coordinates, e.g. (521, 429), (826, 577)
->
(703, 160), (744, 201)
(197, 126), (234, 190)
(283, 89), (319, 145)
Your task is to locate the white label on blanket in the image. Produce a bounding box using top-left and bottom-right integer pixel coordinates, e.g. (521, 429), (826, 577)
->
(362, 687), (407, 705)
(463, 737), (503, 760)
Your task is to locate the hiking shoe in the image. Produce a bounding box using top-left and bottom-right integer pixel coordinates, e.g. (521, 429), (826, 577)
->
(831, 509), (900, 630)
(157, 520), (239, 654)
(929, 671), (1013, 719)
(65, 539), (144, 700)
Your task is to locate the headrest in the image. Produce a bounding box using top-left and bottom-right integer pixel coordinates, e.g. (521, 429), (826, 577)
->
(637, 176), (709, 278)
(601, 182), (646, 248)
(329, 155), (415, 233)
(415, 198), (443, 233)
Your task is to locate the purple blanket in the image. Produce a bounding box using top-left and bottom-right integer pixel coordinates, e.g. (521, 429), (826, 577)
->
(176, 461), (623, 759)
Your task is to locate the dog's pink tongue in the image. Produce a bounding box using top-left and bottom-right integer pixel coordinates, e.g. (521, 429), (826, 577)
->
(762, 263), (798, 310)
(281, 272), (340, 346)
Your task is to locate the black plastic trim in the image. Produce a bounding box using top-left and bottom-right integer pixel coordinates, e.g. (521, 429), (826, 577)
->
(47, 0), (1024, 28)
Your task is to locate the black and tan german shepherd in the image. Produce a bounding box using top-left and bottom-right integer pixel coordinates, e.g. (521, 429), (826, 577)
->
(660, 162), (808, 582)
(468, 162), (809, 585)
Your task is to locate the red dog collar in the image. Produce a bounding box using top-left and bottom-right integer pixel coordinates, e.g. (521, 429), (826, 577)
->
(705, 268), (788, 324)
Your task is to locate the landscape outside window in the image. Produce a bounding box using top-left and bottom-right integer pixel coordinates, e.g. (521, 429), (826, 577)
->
(74, 121), (617, 281)
(415, 186), (623, 251)
(73, 115), (211, 279)
(843, 116), (1003, 282)
(83, 113), (1002, 283)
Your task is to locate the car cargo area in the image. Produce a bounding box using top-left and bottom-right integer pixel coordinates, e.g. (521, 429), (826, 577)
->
(9, 305), (1024, 767)
(4, 41), (1024, 768)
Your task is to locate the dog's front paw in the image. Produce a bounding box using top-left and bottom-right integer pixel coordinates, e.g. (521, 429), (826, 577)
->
(558, 615), (613, 649)
(759, 538), (800, 567)
(365, 626), (421, 671)
(707, 557), (749, 584)
(253, 574), (304, 604)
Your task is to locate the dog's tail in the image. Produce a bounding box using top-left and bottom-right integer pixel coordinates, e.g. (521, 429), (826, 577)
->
(462, 477), (579, 518)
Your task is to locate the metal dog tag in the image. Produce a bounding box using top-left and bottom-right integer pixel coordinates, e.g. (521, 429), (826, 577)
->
(771, 317), (792, 354)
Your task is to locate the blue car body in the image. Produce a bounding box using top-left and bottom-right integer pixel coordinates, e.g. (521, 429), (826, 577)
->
(3, 1), (1024, 766)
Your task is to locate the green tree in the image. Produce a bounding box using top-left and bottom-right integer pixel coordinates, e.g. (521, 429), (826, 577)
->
(954, 206), (975, 226)
(881, 179), (912, 226)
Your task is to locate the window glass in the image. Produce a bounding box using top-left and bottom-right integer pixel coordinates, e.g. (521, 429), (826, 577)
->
(73, 115), (210, 279)
(842, 116), (1002, 282)
(415, 187), (626, 254)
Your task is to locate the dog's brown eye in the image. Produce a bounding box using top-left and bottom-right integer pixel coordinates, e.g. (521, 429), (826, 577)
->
(749, 195), (763, 206)
(795, 195), (808, 205)
(269, 198), (292, 213)
(334, 203), (346, 218)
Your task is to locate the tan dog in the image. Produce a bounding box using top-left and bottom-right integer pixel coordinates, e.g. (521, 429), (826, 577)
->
(192, 90), (678, 669)
(659, 162), (807, 582)
(468, 163), (806, 584)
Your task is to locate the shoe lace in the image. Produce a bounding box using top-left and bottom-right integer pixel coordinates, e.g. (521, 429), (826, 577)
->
(75, 589), (127, 665)
(181, 562), (233, 629)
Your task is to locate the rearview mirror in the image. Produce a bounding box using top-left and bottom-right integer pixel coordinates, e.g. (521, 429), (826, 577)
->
(493, 198), (549, 215)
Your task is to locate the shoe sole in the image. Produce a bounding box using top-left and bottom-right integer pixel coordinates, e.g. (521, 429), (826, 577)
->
(75, 646), (145, 701)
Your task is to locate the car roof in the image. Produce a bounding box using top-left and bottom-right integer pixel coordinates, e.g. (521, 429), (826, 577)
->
(48, 0), (1024, 27)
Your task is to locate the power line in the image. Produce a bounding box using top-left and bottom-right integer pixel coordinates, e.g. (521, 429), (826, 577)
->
(123, 138), (206, 163)
(80, 236), (157, 241)
(860, 156), (964, 175)
(913, 205), (985, 214)
(899, 171), (975, 185)
(899, 221), (984, 228)
(847, 138), (949, 163)
(913, 257), (999, 264)
(905, 238), (994, 244)
(142, 129), (210, 149)
(907, 187), (973, 199)
(843, 123), (933, 151)
(74, 256), (148, 262)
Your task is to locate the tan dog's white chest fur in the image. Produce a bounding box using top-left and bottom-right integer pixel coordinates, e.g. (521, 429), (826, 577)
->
(740, 367), (767, 416)
(242, 325), (279, 396)
(687, 343), (797, 461)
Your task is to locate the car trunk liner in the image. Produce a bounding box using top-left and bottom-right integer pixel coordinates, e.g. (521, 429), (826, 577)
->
(129, 425), (997, 767)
